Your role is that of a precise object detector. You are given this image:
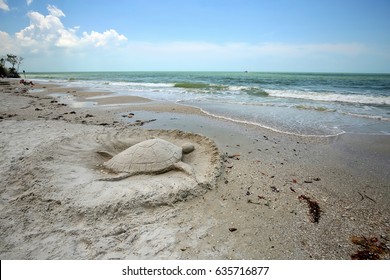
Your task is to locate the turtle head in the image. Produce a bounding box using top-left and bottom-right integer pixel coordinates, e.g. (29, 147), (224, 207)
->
(181, 143), (195, 154)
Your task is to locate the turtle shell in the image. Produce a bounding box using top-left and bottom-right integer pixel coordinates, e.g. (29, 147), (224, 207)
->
(103, 138), (182, 174)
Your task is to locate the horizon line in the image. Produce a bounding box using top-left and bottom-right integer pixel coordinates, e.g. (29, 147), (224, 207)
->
(23, 70), (390, 75)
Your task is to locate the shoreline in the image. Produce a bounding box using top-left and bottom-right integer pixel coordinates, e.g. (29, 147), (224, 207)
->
(1, 79), (389, 260)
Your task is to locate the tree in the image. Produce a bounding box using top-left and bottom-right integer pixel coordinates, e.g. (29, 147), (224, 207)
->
(0, 57), (7, 77)
(17, 57), (24, 72)
(1, 54), (22, 78)
(6, 54), (18, 69)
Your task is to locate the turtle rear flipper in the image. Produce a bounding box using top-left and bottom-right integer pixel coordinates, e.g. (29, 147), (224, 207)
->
(98, 172), (130, 181)
(96, 151), (114, 160)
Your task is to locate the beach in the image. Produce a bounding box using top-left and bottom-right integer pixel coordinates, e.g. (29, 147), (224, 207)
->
(0, 78), (389, 260)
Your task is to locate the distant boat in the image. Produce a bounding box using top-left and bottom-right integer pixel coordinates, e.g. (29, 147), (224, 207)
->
(244, 71), (248, 73)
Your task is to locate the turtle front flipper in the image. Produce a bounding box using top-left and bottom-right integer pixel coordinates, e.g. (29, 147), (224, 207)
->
(173, 162), (201, 183)
(98, 172), (131, 181)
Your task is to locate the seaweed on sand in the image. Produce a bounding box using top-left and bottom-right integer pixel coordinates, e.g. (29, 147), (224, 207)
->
(298, 195), (321, 223)
(350, 236), (390, 260)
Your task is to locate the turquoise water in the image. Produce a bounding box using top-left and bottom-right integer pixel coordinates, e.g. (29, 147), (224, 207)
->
(28, 72), (390, 136)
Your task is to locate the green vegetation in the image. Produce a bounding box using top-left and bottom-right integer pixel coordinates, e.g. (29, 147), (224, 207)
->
(295, 105), (336, 112)
(174, 82), (211, 89)
(0, 54), (23, 78)
(241, 87), (269, 97)
(174, 82), (229, 91)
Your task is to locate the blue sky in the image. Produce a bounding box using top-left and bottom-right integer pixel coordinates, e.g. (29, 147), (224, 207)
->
(1, 0), (390, 72)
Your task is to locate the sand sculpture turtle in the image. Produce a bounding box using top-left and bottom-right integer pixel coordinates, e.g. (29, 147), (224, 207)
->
(98, 138), (195, 181)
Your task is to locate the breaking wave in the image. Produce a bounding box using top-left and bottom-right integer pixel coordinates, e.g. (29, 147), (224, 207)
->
(267, 89), (390, 105)
(174, 82), (228, 90)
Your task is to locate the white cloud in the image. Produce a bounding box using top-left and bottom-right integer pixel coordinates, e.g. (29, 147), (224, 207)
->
(56, 29), (79, 48)
(47, 4), (65, 18)
(12, 5), (126, 53)
(82, 29), (127, 47)
(0, 31), (16, 53)
(16, 10), (64, 48)
(26, 0), (33, 6)
(0, 0), (9, 11)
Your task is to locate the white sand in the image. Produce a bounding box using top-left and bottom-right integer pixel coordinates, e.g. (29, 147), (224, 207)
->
(1, 80), (389, 260)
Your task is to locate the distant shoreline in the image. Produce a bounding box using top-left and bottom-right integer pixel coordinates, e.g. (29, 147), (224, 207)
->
(24, 70), (390, 75)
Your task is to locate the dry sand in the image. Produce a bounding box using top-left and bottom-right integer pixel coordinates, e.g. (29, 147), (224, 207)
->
(0, 79), (389, 260)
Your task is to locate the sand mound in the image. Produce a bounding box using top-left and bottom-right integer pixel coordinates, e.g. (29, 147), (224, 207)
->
(0, 120), (222, 259)
(2, 124), (221, 208)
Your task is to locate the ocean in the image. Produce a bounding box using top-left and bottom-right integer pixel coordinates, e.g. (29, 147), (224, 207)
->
(27, 71), (390, 136)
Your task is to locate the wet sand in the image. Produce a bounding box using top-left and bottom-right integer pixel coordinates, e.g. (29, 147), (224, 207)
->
(0, 79), (389, 260)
